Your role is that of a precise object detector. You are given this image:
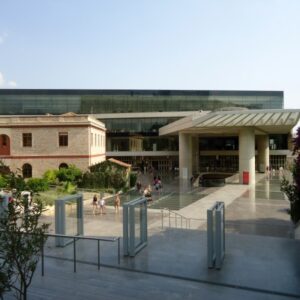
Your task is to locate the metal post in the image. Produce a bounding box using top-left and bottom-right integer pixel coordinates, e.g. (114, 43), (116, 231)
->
(73, 237), (76, 273)
(161, 209), (164, 229)
(181, 216), (182, 228)
(118, 238), (120, 265)
(175, 214), (177, 227)
(97, 240), (100, 270)
(41, 243), (44, 276)
(169, 210), (171, 227)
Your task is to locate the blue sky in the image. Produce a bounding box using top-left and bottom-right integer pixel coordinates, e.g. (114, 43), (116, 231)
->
(0, 0), (299, 108)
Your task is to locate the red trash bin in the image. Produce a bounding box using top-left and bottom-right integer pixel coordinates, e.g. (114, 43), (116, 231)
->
(243, 171), (249, 184)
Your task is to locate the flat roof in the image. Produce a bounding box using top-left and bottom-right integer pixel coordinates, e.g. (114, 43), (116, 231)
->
(0, 89), (283, 97)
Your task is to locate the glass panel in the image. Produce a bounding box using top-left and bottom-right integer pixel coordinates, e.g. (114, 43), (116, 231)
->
(65, 200), (78, 236)
(134, 205), (141, 247)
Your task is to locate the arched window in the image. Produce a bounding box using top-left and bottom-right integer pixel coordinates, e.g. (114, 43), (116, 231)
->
(22, 163), (32, 178)
(59, 163), (68, 169)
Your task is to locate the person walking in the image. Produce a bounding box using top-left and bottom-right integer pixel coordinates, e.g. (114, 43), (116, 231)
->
(92, 194), (98, 215)
(114, 192), (121, 213)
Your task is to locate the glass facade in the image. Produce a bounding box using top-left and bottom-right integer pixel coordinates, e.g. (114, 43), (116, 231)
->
(0, 89), (283, 115)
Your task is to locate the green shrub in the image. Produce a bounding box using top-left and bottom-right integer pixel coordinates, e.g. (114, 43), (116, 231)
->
(109, 172), (127, 190)
(129, 172), (137, 187)
(6, 172), (26, 191)
(26, 178), (49, 192)
(56, 165), (82, 183)
(43, 169), (58, 184)
(56, 181), (76, 194)
(0, 175), (8, 188)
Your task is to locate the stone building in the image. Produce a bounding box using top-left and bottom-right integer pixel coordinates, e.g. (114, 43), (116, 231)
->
(0, 114), (106, 178)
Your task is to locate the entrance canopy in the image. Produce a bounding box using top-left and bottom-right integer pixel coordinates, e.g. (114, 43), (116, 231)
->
(159, 109), (300, 136)
(159, 109), (300, 183)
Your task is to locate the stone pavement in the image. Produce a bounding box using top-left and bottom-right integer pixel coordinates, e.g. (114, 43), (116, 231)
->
(5, 173), (300, 299)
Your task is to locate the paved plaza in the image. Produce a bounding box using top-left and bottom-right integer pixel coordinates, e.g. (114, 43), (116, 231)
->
(5, 173), (300, 299)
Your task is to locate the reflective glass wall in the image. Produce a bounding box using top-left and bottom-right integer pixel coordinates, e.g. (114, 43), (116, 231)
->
(0, 89), (283, 115)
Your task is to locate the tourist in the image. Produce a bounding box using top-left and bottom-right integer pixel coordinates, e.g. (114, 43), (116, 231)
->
(92, 194), (98, 215)
(114, 192), (121, 213)
(136, 181), (142, 193)
(98, 194), (106, 215)
(144, 185), (152, 201)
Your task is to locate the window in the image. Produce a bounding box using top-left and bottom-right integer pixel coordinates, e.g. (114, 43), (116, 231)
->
(59, 132), (68, 146)
(59, 163), (68, 169)
(22, 163), (32, 178)
(23, 133), (32, 147)
(2, 135), (7, 146)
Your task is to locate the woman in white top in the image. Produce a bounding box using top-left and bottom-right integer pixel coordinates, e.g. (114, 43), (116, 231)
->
(98, 196), (106, 215)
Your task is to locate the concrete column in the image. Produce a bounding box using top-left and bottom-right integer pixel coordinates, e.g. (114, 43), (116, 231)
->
(192, 136), (199, 175)
(257, 135), (269, 173)
(179, 132), (192, 179)
(239, 128), (255, 185)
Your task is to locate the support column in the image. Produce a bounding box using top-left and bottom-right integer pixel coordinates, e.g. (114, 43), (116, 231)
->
(239, 128), (255, 185)
(257, 135), (269, 173)
(179, 132), (192, 179)
(192, 136), (199, 175)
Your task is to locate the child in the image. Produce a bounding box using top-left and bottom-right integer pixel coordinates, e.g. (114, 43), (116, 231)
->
(98, 195), (106, 215)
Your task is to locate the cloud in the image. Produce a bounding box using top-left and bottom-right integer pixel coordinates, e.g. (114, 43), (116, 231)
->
(0, 71), (17, 88)
(0, 72), (4, 86)
(8, 81), (17, 87)
(0, 32), (8, 44)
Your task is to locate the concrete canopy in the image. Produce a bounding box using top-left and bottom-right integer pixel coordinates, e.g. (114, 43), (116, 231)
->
(159, 109), (300, 136)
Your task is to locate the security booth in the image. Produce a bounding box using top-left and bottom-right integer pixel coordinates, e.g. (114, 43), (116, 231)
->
(55, 194), (84, 247)
(123, 197), (148, 257)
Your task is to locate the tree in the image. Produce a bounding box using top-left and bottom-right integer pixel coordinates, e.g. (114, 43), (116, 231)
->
(281, 127), (300, 223)
(0, 194), (49, 300)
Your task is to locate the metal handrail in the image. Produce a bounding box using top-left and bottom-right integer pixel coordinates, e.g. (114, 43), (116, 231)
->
(41, 233), (121, 276)
(161, 208), (191, 229)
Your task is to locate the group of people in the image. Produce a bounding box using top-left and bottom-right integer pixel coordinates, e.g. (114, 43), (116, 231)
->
(92, 192), (121, 215)
(135, 175), (163, 202)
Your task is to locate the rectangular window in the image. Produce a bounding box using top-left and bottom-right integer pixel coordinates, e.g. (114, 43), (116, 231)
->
(59, 132), (68, 146)
(23, 133), (32, 147)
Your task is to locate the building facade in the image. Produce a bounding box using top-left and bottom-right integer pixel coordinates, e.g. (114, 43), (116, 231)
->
(0, 89), (285, 172)
(0, 114), (106, 177)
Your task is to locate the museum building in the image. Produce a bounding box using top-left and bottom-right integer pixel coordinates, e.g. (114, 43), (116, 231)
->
(0, 89), (299, 183)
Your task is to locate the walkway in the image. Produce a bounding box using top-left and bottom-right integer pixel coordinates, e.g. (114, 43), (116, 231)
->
(5, 173), (300, 299)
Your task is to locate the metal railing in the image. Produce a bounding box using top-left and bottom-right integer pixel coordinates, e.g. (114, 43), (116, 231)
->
(161, 208), (204, 229)
(41, 233), (121, 276)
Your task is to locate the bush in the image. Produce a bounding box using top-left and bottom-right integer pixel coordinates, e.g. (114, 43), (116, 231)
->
(43, 169), (58, 185)
(56, 165), (82, 183)
(6, 172), (26, 191)
(26, 178), (49, 192)
(0, 175), (7, 188)
(130, 172), (137, 187)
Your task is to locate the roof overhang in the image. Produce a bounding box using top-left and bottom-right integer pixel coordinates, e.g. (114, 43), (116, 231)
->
(159, 109), (300, 136)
